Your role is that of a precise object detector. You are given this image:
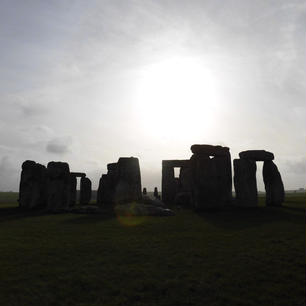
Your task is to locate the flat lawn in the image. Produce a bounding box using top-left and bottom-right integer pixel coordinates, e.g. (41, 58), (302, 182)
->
(0, 193), (305, 306)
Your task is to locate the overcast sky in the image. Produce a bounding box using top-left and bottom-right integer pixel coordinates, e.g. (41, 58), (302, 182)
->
(0, 0), (305, 191)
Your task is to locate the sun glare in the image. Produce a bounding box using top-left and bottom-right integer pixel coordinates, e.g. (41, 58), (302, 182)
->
(134, 56), (220, 140)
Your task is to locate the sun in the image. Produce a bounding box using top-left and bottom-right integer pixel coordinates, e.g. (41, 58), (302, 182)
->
(133, 56), (220, 141)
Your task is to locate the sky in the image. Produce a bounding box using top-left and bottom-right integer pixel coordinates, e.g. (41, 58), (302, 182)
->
(0, 0), (305, 191)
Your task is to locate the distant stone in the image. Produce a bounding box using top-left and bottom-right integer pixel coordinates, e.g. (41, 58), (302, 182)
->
(153, 187), (159, 198)
(143, 187), (147, 195)
(190, 144), (229, 156)
(80, 177), (92, 205)
(263, 161), (285, 206)
(239, 150), (274, 161)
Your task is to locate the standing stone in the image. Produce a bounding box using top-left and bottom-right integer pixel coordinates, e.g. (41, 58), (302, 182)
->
(143, 187), (147, 195)
(263, 161), (285, 206)
(19, 160), (47, 209)
(46, 161), (71, 211)
(190, 145), (232, 210)
(162, 162), (177, 204)
(233, 159), (258, 207)
(153, 187), (159, 198)
(113, 157), (142, 203)
(80, 177), (92, 205)
(69, 174), (77, 207)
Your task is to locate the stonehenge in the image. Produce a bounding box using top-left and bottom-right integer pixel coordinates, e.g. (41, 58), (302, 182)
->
(19, 160), (47, 209)
(80, 177), (92, 205)
(97, 157), (142, 205)
(234, 150), (285, 207)
(162, 145), (232, 209)
(162, 145), (284, 209)
(18, 145), (285, 213)
(19, 160), (91, 211)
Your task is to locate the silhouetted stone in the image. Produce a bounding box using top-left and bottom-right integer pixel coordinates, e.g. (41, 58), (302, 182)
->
(233, 159), (258, 206)
(239, 150), (274, 161)
(69, 172), (86, 206)
(69, 175), (77, 207)
(190, 145), (232, 210)
(80, 177), (92, 205)
(46, 161), (71, 211)
(19, 160), (47, 209)
(162, 160), (190, 204)
(191, 144), (230, 156)
(113, 157), (142, 203)
(153, 187), (159, 198)
(98, 157), (142, 205)
(263, 161), (285, 206)
(143, 187), (147, 195)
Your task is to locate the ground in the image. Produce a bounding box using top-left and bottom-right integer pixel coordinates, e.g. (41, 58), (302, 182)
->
(0, 192), (305, 306)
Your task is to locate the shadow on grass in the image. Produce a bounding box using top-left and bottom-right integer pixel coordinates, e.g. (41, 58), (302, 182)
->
(195, 206), (305, 230)
(0, 206), (116, 223)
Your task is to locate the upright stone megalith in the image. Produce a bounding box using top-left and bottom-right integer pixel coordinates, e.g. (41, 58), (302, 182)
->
(233, 159), (258, 207)
(80, 177), (92, 205)
(97, 157), (142, 205)
(19, 160), (47, 209)
(263, 161), (285, 206)
(113, 157), (142, 203)
(46, 161), (71, 211)
(190, 144), (232, 209)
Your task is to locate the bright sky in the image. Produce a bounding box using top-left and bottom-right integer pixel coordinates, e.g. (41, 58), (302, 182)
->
(0, 0), (305, 191)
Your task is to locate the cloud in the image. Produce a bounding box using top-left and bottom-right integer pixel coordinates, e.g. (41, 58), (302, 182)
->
(46, 137), (72, 154)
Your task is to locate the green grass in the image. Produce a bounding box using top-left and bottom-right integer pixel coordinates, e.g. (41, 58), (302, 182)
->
(0, 193), (305, 306)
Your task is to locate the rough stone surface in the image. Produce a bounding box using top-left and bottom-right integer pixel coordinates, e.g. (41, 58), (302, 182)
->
(190, 146), (232, 210)
(239, 150), (274, 161)
(19, 160), (47, 209)
(46, 161), (71, 211)
(80, 177), (92, 205)
(233, 159), (258, 207)
(263, 161), (285, 206)
(190, 144), (230, 156)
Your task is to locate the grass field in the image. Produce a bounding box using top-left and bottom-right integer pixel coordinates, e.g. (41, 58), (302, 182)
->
(0, 192), (305, 306)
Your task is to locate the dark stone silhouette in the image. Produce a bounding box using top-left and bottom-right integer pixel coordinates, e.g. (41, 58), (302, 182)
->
(153, 187), (159, 198)
(190, 144), (232, 210)
(97, 157), (142, 205)
(69, 172), (86, 207)
(234, 150), (284, 207)
(162, 160), (190, 204)
(234, 159), (258, 206)
(143, 187), (147, 195)
(19, 160), (47, 209)
(46, 161), (71, 211)
(263, 161), (285, 206)
(80, 177), (92, 205)
(239, 150), (274, 161)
